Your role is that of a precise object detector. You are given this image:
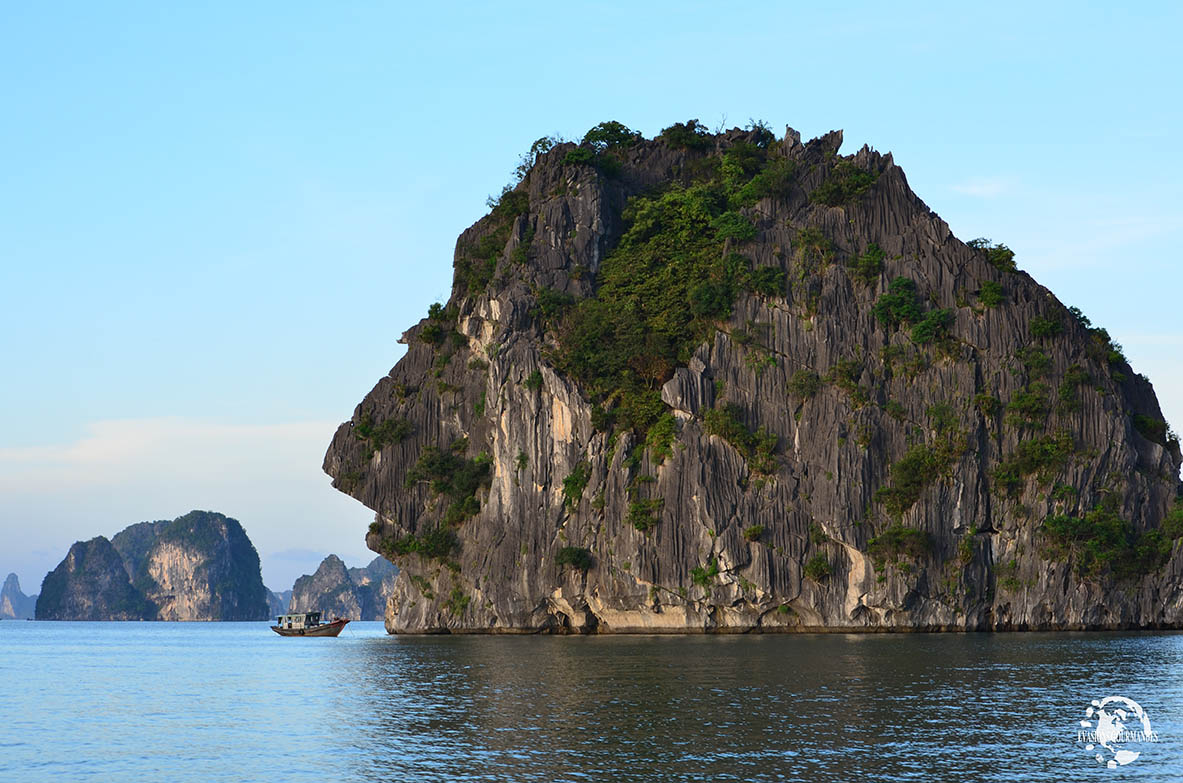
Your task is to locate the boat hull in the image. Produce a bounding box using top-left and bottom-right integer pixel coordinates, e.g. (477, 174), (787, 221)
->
(270, 618), (349, 637)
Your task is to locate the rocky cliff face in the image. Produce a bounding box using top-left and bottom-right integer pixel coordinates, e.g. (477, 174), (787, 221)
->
(36, 510), (269, 621)
(324, 121), (1183, 633)
(36, 537), (157, 620)
(288, 555), (397, 620)
(267, 589), (292, 617)
(1, 574), (38, 619)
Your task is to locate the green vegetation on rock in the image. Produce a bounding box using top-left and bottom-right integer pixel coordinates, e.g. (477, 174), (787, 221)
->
(355, 412), (412, 455)
(628, 498), (664, 531)
(703, 403), (777, 474)
(826, 359), (868, 407)
(404, 443), (492, 527)
(1005, 382), (1050, 428)
(979, 280), (1004, 308)
(457, 189), (529, 294)
(562, 462), (591, 510)
(910, 308), (954, 346)
(690, 558), (720, 587)
(991, 431), (1073, 496)
(810, 159), (878, 206)
(803, 554), (833, 582)
(787, 369), (822, 400)
(645, 413), (678, 463)
(1042, 499), (1183, 580)
(867, 524), (932, 567)
(1030, 315), (1063, 339)
(848, 243), (885, 285)
(968, 238), (1016, 272)
(974, 392), (1001, 417)
(743, 524), (765, 542)
(552, 134), (795, 443)
(872, 278), (923, 327)
(658, 118), (711, 150)
(445, 585), (471, 616)
(582, 120), (642, 150)
(556, 546), (594, 572)
(385, 526), (458, 561)
(1133, 414), (1178, 450)
(874, 438), (966, 515)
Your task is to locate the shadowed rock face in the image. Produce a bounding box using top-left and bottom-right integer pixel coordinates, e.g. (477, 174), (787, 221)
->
(324, 124), (1183, 634)
(36, 511), (269, 621)
(267, 589), (292, 617)
(36, 537), (157, 621)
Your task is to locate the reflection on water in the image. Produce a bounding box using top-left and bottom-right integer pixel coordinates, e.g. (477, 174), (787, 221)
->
(337, 632), (1183, 782)
(2, 623), (1181, 782)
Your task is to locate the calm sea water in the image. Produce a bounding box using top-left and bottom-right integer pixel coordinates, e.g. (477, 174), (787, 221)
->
(2, 622), (1181, 782)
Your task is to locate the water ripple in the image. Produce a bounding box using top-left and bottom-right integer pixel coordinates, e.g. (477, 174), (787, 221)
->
(1, 624), (1181, 781)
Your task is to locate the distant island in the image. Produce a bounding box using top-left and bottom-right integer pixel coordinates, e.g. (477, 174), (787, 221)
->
(23, 510), (398, 622)
(1, 574), (37, 619)
(35, 510), (270, 621)
(323, 120), (1183, 633)
(287, 554), (398, 620)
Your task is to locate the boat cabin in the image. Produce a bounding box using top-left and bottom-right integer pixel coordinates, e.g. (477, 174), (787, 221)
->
(275, 612), (321, 630)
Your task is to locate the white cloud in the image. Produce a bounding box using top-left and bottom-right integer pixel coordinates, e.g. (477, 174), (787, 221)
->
(951, 176), (1014, 198)
(0, 417), (375, 592)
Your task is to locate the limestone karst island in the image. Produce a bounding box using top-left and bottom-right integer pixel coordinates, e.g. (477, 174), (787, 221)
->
(323, 120), (1183, 634)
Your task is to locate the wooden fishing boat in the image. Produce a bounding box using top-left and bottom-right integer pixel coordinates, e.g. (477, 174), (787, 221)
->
(270, 611), (349, 637)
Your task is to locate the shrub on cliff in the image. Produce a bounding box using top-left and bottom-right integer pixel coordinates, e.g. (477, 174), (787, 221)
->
(991, 431), (1073, 496)
(405, 445), (492, 527)
(690, 558), (719, 587)
(848, 243), (885, 285)
(872, 278), (923, 327)
(787, 369), (821, 400)
(556, 546), (594, 572)
(810, 160), (878, 206)
(582, 121), (641, 150)
(875, 440), (965, 515)
(967, 238), (1016, 272)
(386, 526), (458, 561)
(735, 157), (796, 204)
(562, 462), (591, 509)
(1041, 499), (1183, 580)
(704, 403), (777, 474)
(910, 308), (954, 345)
(628, 498), (664, 531)
(563, 147), (596, 167)
(867, 525), (932, 567)
(979, 280), (1004, 307)
(456, 189), (529, 294)
(803, 554), (832, 582)
(658, 119), (711, 150)
(355, 412), (412, 455)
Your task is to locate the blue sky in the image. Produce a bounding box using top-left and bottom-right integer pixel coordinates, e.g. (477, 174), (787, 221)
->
(2, 2), (1180, 592)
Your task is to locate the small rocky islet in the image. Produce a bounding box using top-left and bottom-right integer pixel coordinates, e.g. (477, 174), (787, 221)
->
(35, 510), (270, 621)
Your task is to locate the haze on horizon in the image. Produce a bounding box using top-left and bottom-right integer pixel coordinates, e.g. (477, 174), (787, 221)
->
(2, 2), (1181, 592)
